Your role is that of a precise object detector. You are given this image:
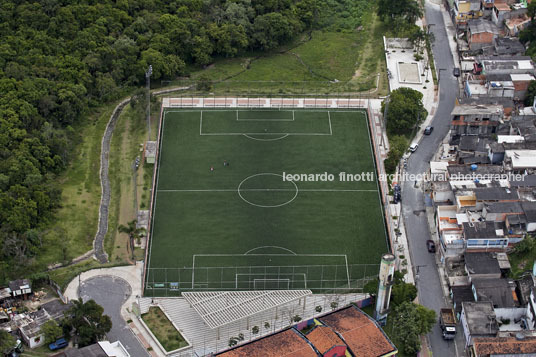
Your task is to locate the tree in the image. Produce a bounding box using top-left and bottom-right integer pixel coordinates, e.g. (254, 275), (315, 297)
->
(391, 302), (436, 355)
(252, 326), (259, 335)
(364, 278), (379, 298)
(196, 74), (213, 92)
(0, 330), (16, 355)
(42, 320), (63, 344)
(383, 135), (409, 174)
(391, 280), (418, 307)
(118, 219), (146, 246)
(63, 298), (112, 347)
(383, 88), (427, 136)
(378, 0), (423, 27)
(525, 81), (536, 106)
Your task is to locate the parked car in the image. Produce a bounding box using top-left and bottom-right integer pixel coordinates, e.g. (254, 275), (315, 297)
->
(49, 338), (68, 351)
(409, 143), (419, 152)
(426, 240), (436, 253)
(424, 126), (434, 135)
(453, 67), (460, 77)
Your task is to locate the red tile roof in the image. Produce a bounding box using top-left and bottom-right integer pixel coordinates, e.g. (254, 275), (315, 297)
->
(217, 329), (317, 357)
(320, 306), (397, 357)
(473, 336), (536, 356)
(305, 326), (346, 354)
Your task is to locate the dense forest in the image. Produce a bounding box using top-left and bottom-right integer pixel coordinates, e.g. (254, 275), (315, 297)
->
(0, 0), (371, 279)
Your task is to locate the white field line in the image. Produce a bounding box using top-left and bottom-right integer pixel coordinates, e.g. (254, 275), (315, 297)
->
(328, 111), (333, 135)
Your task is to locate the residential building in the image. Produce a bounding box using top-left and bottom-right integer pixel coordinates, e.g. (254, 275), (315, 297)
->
(465, 252), (502, 280)
(9, 279), (31, 299)
(471, 336), (536, 356)
(493, 37), (526, 56)
(471, 278), (518, 308)
(467, 19), (499, 51)
(460, 301), (499, 347)
(454, 0), (483, 27)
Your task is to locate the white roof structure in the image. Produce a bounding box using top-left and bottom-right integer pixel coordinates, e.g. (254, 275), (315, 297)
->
(98, 341), (130, 357)
(506, 150), (536, 169)
(498, 135), (524, 144)
(183, 290), (312, 329)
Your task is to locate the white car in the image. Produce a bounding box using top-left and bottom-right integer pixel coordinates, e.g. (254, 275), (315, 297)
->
(409, 143), (419, 152)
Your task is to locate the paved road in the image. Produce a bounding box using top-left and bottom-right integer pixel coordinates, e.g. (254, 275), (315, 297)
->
(401, 2), (466, 357)
(79, 276), (149, 357)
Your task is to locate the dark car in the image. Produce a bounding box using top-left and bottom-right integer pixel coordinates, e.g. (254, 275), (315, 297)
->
(426, 240), (436, 253)
(453, 67), (460, 77)
(49, 338), (68, 351)
(424, 126), (434, 135)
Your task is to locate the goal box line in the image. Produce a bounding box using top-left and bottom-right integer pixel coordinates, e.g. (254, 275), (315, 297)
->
(199, 111), (332, 136)
(192, 253), (350, 289)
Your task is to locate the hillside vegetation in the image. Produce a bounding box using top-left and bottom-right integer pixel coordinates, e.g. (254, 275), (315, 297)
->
(0, 0), (373, 281)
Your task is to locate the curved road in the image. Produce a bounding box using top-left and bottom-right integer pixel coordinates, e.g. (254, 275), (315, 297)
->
(79, 276), (150, 357)
(401, 2), (465, 357)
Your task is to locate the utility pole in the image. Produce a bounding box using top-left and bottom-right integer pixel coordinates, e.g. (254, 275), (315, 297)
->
(145, 65), (153, 140)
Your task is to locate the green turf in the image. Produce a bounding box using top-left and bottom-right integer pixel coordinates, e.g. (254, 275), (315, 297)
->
(145, 109), (387, 295)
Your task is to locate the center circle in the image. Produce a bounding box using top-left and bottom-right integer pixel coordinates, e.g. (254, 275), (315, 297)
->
(237, 173), (298, 208)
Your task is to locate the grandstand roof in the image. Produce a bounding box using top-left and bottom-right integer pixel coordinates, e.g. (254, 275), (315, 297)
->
(183, 290), (312, 329)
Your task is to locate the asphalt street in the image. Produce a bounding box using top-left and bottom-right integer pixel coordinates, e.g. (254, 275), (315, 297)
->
(79, 276), (149, 357)
(400, 2), (466, 357)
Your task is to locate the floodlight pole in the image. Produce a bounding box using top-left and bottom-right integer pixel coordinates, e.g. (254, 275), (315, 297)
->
(146, 65), (153, 141)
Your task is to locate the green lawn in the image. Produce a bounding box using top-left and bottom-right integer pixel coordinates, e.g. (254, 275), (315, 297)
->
(145, 109), (387, 296)
(168, 23), (386, 96)
(142, 306), (188, 352)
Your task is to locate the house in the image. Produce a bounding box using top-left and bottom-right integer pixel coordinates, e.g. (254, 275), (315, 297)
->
(521, 201), (536, 232)
(52, 341), (130, 357)
(465, 252), (502, 280)
(482, 202), (523, 223)
(473, 56), (536, 76)
(451, 285), (475, 318)
(464, 80), (515, 99)
(488, 142), (505, 164)
(467, 19), (499, 51)
(145, 141), (157, 164)
(491, 2), (511, 26)
(515, 274), (535, 306)
(454, 0), (483, 27)
(504, 150), (536, 174)
(471, 278), (518, 308)
(460, 301), (499, 347)
(505, 14), (531, 36)
(462, 221), (509, 250)
(510, 74), (536, 100)
(9, 279), (31, 299)
(450, 104), (503, 136)
(526, 287), (536, 329)
(471, 335), (536, 357)
(19, 300), (72, 349)
(436, 205), (464, 256)
(493, 37), (526, 56)
(0, 287), (11, 304)
(474, 187), (519, 204)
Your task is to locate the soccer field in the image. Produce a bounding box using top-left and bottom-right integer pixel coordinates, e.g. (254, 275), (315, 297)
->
(144, 108), (388, 296)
